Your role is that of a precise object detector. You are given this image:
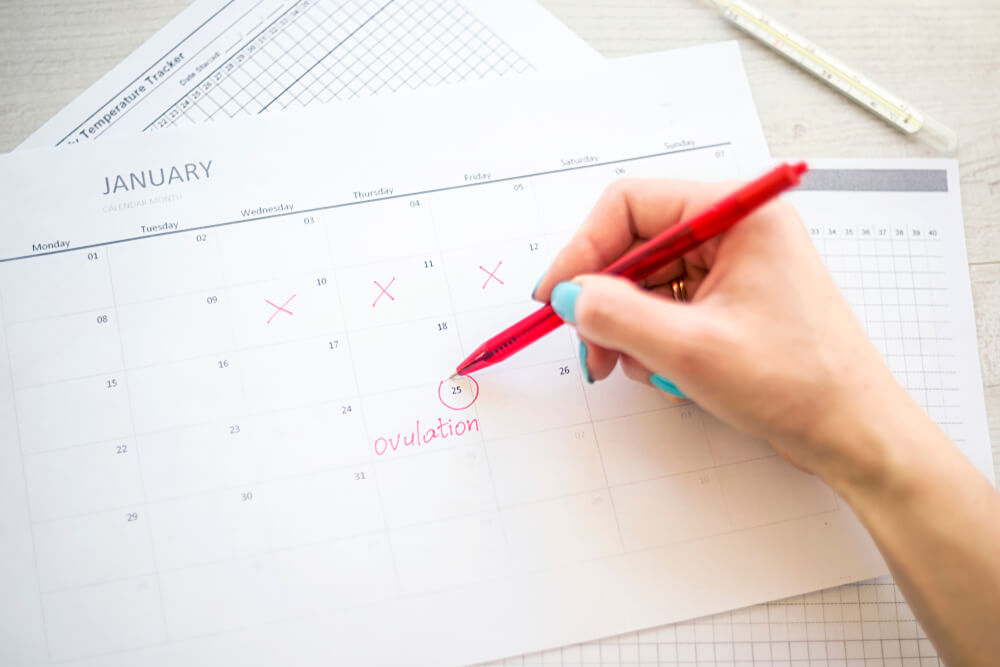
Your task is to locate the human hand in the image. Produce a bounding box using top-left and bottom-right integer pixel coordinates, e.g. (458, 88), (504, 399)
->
(534, 178), (914, 485)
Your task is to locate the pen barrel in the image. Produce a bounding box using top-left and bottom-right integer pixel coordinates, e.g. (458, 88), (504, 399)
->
(458, 305), (563, 375)
(605, 162), (807, 283)
(705, 161), (807, 237)
(606, 224), (700, 280)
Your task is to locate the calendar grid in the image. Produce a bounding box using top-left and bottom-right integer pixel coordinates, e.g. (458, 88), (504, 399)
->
(3, 156), (965, 667)
(697, 408), (740, 531)
(0, 289), (54, 661)
(420, 194), (521, 570)
(318, 213), (407, 594)
(14, 403), (801, 535)
(101, 250), (171, 639)
(530, 174), (635, 554)
(12, 176), (808, 631)
(574, 358), (630, 553)
(207, 225), (284, 598)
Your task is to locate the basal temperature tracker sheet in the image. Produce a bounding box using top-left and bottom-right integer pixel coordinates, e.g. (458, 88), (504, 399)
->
(18, 0), (598, 149)
(0, 43), (991, 666)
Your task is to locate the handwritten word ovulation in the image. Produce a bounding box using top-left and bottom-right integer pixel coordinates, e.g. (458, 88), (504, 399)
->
(373, 416), (480, 457)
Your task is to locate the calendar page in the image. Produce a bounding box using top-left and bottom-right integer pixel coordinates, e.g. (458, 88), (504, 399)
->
(0, 44), (892, 666)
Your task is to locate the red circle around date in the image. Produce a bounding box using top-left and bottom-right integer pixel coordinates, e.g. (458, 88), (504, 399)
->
(438, 376), (479, 411)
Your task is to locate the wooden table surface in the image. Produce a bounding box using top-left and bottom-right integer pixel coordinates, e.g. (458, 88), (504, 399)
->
(0, 2), (996, 664)
(1, 0), (996, 473)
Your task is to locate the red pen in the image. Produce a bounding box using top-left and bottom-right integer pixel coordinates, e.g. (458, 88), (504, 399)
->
(451, 161), (808, 378)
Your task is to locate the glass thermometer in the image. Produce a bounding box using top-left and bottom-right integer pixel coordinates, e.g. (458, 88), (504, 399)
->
(702, 0), (958, 154)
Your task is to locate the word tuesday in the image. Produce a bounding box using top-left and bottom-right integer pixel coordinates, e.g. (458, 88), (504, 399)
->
(373, 416), (480, 457)
(102, 160), (213, 195)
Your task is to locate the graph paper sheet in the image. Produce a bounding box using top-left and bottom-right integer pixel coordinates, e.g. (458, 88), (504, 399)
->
(18, 0), (598, 149)
(492, 159), (994, 667)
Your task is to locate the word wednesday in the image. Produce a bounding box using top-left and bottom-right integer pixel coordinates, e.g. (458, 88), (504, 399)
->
(373, 415), (480, 457)
(102, 160), (213, 195)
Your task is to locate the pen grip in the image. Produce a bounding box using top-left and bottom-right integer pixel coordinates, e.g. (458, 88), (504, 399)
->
(458, 306), (563, 375)
(604, 222), (701, 282)
(454, 163), (806, 377)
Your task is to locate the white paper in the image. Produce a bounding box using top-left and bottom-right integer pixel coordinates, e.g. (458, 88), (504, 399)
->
(18, 0), (598, 150)
(0, 43), (908, 667)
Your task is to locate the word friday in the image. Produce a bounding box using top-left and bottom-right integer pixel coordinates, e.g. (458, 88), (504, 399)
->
(373, 416), (480, 457)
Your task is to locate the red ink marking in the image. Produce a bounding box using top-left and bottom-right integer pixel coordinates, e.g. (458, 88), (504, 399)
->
(373, 415), (481, 456)
(479, 261), (504, 289)
(372, 278), (396, 308)
(265, 294), (296, 324)
(438, 376), (479, 411)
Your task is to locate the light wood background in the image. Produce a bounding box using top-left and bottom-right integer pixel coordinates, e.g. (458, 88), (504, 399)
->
(0, 0), (996, 474)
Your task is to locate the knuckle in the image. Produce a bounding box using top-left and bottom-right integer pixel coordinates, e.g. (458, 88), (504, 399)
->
(574, 284), (617, 334)
(672, 319), (726, 374)
(773, 198), (801, 223)
(773, 198), (796, 216)
(761, 198), (801, 228)
(599, 178), (645, 214)
(602, 178), (635, 198)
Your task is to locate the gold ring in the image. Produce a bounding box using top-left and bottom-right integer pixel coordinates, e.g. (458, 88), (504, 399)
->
(670, 277), (688, 303)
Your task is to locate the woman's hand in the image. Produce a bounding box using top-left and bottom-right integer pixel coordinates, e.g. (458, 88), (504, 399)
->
(534, 178), (908, 486)
(535, 177), (1000, 666)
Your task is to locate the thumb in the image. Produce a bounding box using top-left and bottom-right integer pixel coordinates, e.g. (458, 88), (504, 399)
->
(551, 275), (710, 383)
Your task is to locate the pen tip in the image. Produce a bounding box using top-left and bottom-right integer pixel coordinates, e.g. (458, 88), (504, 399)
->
(448, 371), (460, 380)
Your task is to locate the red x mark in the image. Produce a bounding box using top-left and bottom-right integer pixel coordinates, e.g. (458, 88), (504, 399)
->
(479, 261), (505, 289)
(265, 294), (296, 324)
(372, 278), (396, 308)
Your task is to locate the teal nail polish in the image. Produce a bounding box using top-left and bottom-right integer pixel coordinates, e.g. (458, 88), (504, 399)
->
(531, 274), (545, 300)
(650, 373), (687, 398)
(550, 282), (581, 324)
(579, 340), (594, 384)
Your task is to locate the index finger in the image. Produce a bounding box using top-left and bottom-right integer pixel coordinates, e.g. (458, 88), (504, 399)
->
(534, 178), (732, 301)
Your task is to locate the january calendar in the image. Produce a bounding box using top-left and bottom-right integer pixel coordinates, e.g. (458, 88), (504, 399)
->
(0, 44), (990, 666)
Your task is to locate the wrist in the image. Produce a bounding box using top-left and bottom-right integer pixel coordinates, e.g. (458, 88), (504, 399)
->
(817, 378), (946, 519)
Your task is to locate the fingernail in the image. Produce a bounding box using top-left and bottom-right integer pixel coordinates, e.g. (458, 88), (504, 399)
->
(650, 373), (687, 398)
(579, 340), (594, 384)
(550, 281), (581, 324)
(531, 274), (545, 301)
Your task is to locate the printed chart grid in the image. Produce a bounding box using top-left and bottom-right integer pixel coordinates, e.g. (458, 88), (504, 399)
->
(488, 577), (941, 667)
(153, 0), (532, 129)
